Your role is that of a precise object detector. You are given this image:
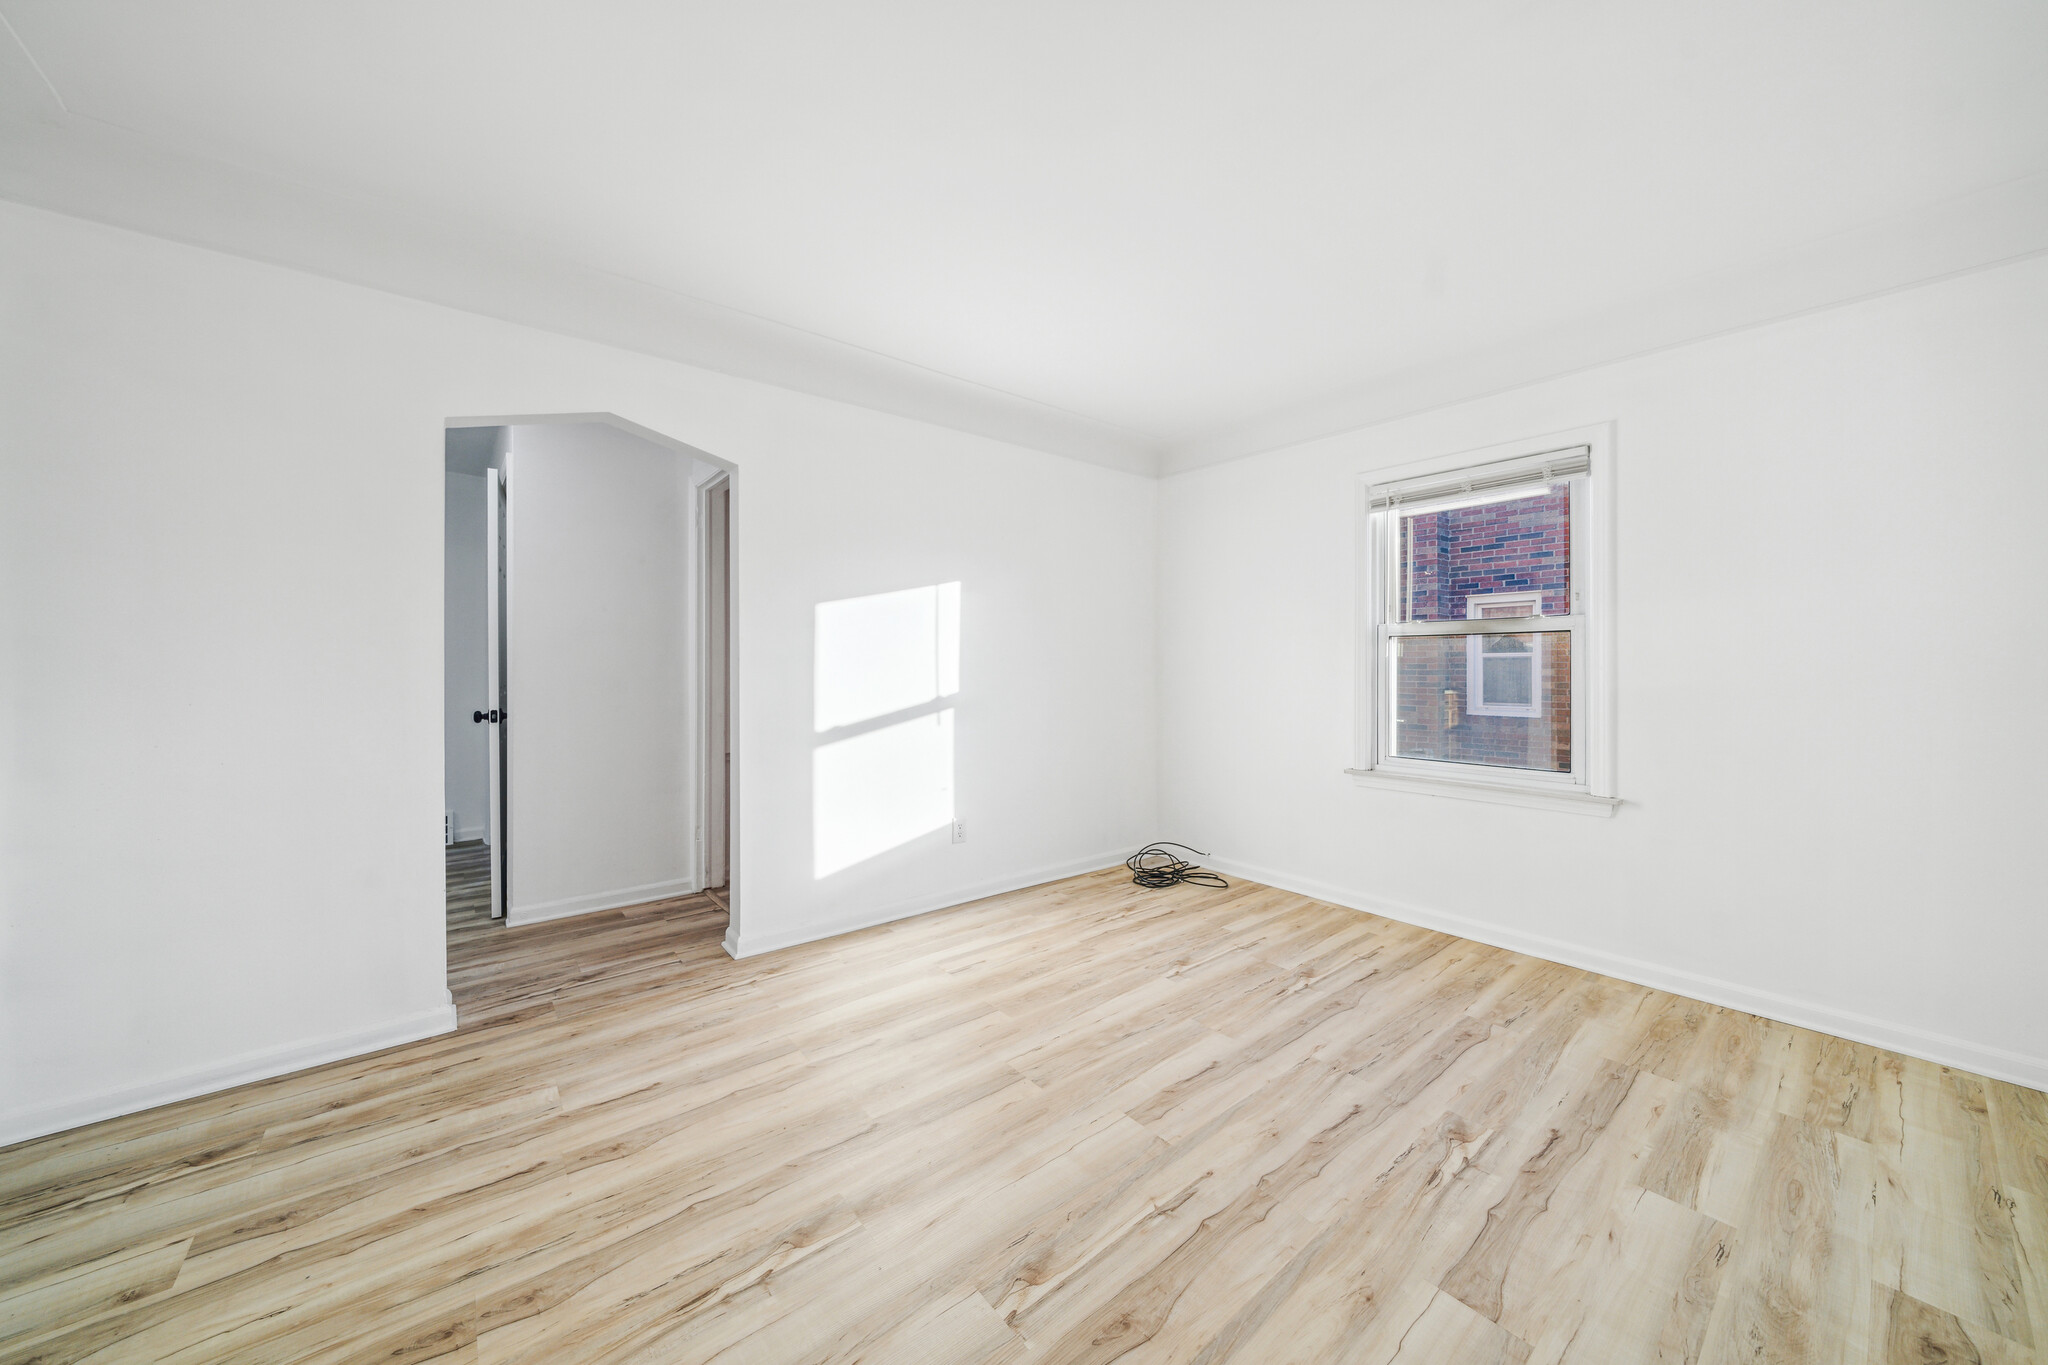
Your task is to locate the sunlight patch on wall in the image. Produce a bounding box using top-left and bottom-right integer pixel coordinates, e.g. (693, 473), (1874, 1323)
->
(813, 709), (954, 878)
(815, 583), (959, 731)
(813, 583), (960, 878)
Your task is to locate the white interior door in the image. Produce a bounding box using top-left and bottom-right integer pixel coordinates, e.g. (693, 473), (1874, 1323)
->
(504, 423), (694, 923)
(484, 467), (506, 919)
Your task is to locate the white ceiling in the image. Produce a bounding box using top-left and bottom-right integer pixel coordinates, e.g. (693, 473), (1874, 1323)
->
(4, 2), (2045, 474)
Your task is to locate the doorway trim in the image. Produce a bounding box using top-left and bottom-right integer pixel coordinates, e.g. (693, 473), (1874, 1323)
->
(694, 471), (732, 903)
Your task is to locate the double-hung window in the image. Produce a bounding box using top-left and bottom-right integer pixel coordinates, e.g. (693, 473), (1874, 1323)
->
(1352, 426), (1616, 814)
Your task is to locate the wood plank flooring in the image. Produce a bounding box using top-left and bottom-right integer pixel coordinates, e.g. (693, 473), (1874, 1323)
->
(2, 847), (2044, 1363)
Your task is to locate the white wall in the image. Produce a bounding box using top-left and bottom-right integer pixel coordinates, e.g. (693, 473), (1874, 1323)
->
(443, 470), (490, 841)
(1157, 254), (2048, 1090)
(0, 200), (1158, 1143)
(504, 422), (696, 924)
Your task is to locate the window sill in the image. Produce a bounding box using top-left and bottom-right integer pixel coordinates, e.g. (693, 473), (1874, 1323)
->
(1344, 767), (1620, 817)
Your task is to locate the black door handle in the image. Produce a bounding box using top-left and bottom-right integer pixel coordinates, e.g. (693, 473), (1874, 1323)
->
(473, 709), (503, 724)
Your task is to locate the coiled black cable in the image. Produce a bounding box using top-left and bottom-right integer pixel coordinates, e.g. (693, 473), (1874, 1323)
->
(1125, 841), (1229, 890)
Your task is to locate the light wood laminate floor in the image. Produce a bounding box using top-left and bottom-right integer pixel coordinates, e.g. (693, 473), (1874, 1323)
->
(2, 849), (2044, 1363)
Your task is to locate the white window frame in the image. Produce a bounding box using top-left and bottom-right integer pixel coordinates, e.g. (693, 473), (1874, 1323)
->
(1464, 591), (1545, 718)
(1349, 424), (1618, 816)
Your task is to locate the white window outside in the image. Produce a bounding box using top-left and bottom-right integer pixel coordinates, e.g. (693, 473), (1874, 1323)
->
(1465, 591), (1543, 718)
(1349, 425), (1617, 815)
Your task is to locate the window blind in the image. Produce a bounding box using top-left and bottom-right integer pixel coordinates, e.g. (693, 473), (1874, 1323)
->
(1367, 444), (1590, 509)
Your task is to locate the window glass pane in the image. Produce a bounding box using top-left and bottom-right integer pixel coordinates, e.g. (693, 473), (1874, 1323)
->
(1482, 655), (1533, 705)
(1390, 632), (1571, 772)
(1395, 483), (1570, 622)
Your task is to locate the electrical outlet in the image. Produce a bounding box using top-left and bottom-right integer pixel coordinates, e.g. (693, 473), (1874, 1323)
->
(951, 820), (966, 844)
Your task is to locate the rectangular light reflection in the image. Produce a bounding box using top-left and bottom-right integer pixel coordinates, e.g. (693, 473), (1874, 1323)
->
(814, 582), (961, 733)
(812, 709), (954, 879)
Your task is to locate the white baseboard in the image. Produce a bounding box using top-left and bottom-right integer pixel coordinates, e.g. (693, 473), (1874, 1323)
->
(1202, 854), (2048, 1095)
(724, 849), (1128, 958)
(507, 875), (700, 927)
(454, 824), (487, 843)
(0, 1003), (460, 1149)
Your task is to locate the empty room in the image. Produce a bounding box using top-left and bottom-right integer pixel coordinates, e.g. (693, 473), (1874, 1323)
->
(1, 4), (2043, 1363)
